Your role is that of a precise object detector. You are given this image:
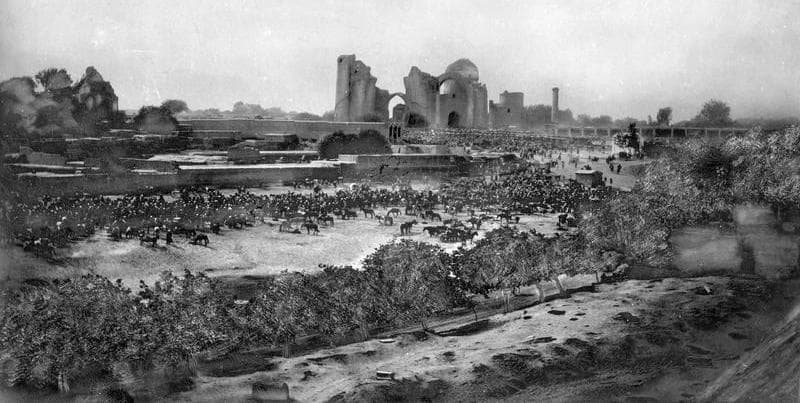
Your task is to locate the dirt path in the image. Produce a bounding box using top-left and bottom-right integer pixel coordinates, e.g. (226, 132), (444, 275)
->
(175, 275), (787, 402)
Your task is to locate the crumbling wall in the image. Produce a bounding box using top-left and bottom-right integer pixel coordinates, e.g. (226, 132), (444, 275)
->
(403, 66), (438, 125)
(333, 55), (387, 122)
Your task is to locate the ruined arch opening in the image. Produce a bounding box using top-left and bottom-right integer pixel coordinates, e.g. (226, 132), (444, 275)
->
(387, 95), (406, 122)
(447, 111), (460, 128)
(407, 113), (428, 128)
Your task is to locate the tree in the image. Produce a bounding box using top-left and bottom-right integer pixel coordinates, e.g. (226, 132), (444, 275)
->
(293, 112), (323, 121)
(317, 129), (391, 159)
(0, 276), (137, 392)
(614, 123), (640, 151)
(656, 107), (672, 126)
(362, 240), (464, 330)
(577, 114), (613, 127)
(693, 99), (732, 127)
(454, 228), (548, 308)
(161, 99), (189, 115)
(35, 68), (72, 91)
(312, 265), (392, 341)
(320, 110), (335, 121)
(133, 105), (178, 134)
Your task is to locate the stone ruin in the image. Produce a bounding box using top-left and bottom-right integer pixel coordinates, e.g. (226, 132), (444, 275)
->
(334, 55), (524, 129)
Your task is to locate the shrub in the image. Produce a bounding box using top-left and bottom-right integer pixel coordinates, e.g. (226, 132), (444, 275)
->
(318, 129), (391, 159)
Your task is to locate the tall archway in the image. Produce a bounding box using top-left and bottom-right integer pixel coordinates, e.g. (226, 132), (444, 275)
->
(447, 111), (460, 128)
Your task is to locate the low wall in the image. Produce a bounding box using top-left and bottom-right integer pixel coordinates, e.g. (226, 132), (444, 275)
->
(180, 119), (387, 141)
(178, 163), (341, 186)
(338, 153), (470, 180)
(118, 158), (177, 172)
(17, 163), (342, 196)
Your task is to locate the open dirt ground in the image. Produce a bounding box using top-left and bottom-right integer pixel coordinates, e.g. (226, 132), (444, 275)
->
(1, 204), (562, 288)
(173, 275), (797, 402)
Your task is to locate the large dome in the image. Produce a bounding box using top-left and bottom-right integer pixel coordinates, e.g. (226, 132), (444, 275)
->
(445, 58), (479, 81)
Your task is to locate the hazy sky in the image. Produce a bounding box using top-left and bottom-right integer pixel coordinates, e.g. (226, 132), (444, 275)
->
(1, 0), (798, 121)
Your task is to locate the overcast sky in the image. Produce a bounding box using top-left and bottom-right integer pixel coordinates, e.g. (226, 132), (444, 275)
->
(1, 0), (798, 121)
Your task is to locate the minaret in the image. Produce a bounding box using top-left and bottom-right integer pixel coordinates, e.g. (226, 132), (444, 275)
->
(551, 87), (559, 124)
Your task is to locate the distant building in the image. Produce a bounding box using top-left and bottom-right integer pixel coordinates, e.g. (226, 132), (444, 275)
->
(489, 91), (524, 128)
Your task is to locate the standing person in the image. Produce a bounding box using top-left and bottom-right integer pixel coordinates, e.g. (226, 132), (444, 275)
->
(165, 230), (173, 245)
(617, 164), (622, 174)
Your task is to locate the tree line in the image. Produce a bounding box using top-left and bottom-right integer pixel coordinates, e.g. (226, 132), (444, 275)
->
(0, 226), (608, 393)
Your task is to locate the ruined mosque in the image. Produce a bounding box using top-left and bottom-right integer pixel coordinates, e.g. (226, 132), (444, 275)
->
(334, 55), (525, 129)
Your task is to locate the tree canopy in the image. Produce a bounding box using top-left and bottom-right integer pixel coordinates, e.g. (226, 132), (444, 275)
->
(318, 129), (391, 159)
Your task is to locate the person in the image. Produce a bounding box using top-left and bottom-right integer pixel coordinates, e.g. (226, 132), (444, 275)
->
(617, 164), (622, 174)
(165, 230), (173, 245)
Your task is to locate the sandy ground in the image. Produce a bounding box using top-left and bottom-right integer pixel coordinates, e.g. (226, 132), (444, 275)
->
(1, 208), (562, 288)
(171, 275), (794, 402)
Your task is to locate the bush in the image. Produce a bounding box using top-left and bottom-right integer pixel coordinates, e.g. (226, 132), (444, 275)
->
(318, 129), (391, 159)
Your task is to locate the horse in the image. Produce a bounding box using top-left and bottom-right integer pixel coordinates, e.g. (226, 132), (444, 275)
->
(498, 212), (514, 223)
(467, 217), (483, 229)
(343, 210), (358, 220)
(387, 208), (401, 217)
(428, 212), (442, 221)
(210, 223), (222, 235)
(139, 233), (158, 247)
(124, 226), (138, 239)
(301, 222), (320, 235)
(361, 208), (375, 218)
(278, 221), (294, 232)
(423, 225), (447, 237)
(377, 216), (393, 226)
(318, 215), (334, 227)
(191, 234), (209, 246)
(400, 220), (417, 236)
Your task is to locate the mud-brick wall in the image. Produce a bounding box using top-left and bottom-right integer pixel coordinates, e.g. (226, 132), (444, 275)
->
(19, 165), (342, 196)
(180, 119), (387, 141)
(20, 173), (182, 196)
(177, 165), (341, 187)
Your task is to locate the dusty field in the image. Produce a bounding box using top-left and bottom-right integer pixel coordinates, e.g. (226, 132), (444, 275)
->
(173, 275), (796, 402)
(1, 207), (562, 288)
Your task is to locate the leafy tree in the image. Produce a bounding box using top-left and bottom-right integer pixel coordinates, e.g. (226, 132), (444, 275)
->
(312, 265), (392, 341)
(318, 129), (391, 159)
(35, 68), (72, 91)
(614, 123), (640, 151)
(160, 99), (189, 115)
(577, 114), (613, 127)
(0, 275), (137, 392)
(453, 228), (545, 308)
(294, 112), (323, 121)
(537, 233), (596, 296)
(581, 192), (675, 267)
(362, 240), (464, 330)
(693, 99), (733, 127)
(133, 105), (178, 134)
(656, 107), (672, 126)
(724, 126), (800, 218)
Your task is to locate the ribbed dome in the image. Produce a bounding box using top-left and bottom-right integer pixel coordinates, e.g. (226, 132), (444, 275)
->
(445, 59), (479, 81)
